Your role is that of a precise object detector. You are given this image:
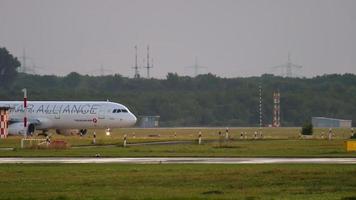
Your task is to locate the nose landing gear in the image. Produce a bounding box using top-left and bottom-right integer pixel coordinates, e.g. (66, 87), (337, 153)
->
(27, 124), (36, 136)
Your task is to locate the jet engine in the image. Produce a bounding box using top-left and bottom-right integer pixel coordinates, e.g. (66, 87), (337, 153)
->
(8, 122), (35, 136)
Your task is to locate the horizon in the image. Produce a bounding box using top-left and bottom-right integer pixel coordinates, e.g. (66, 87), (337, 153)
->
(16, 70), (356, 80)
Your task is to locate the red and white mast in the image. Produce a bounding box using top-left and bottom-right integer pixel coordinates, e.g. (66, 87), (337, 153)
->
(272, 91), (281, 127)
(22, 88), (28, 137)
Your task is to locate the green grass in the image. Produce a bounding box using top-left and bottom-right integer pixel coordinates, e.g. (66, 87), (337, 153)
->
(1, 127), (354, 147)
(0, 128), (355, 157)
(1, 128), (355, 199)
(0, 139), (355, 157)
(0, 164), (355, 200)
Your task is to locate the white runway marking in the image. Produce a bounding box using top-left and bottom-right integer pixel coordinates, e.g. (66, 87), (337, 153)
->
(0, 157), (356, 164)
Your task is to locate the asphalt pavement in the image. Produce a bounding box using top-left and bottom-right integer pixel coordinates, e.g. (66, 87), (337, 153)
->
(0, 157), (356, 164)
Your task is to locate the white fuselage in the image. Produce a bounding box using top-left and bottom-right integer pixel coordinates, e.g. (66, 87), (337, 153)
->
(0, 101), (137, 131)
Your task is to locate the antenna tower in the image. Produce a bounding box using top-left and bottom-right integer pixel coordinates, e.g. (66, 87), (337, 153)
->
(145, 45), (153, 78)
(132, 46), (140, 78)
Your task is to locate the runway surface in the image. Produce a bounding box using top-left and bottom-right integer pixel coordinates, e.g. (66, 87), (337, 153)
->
(1, 157), (356, 164)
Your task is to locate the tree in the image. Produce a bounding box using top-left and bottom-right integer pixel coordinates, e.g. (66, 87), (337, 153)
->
(63, 72), (81, 87)
(0, 47), (21, 87)
(2, 72), (356, 127)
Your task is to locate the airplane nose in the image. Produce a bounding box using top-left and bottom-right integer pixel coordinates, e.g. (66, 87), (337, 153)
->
(130, 114), (137, 126)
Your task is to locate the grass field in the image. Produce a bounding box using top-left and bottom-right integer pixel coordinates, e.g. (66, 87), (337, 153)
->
(0, 139), (355, 157)
(0, 128), (355, 200)
(0, 128), (355, 157)
(0, 164), (355, 200)
(1, 127), (354, 147)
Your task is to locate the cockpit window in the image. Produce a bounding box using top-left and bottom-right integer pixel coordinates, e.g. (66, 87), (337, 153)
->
(113, 109), (125, 113)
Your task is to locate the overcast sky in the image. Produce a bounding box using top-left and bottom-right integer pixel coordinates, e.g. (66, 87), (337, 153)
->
(0, 0), (355, 78)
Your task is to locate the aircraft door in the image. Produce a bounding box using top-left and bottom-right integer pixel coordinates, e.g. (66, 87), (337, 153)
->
(55, 110), (60, 119)
(98, 106), (105, 119)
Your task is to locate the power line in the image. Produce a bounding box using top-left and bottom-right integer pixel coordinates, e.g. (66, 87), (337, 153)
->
(185, 57), (207, 77)
(272, 53), (302, 77)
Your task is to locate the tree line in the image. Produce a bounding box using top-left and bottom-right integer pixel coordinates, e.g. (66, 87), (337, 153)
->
(1, 47), (355, 127)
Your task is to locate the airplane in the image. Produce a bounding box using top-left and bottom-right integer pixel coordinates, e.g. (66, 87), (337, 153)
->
(0, 101), (137, 136)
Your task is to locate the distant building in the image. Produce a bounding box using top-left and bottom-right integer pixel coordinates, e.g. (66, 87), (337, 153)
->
(139, 116), (160, 128)
(312, 117), (352, 128)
